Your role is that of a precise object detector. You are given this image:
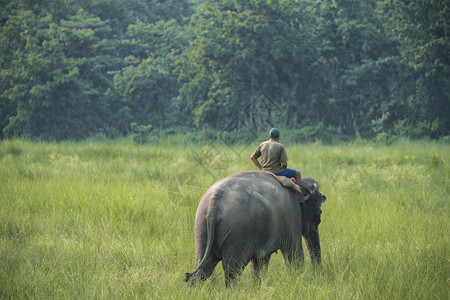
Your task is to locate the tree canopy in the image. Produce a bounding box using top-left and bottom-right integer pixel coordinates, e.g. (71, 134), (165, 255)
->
(1, 0), (448, 141)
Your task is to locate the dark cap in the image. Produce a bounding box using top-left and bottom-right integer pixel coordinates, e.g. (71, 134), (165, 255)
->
(269, 128), (280, 137)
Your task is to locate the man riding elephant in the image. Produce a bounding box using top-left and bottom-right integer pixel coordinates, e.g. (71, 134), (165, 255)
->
(250, 128), (308, 202)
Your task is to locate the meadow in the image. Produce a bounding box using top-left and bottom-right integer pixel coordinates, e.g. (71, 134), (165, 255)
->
(0, 138), (448, 299)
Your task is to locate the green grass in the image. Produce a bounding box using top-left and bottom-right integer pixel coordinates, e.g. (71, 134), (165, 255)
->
(0, 139), (448, 299)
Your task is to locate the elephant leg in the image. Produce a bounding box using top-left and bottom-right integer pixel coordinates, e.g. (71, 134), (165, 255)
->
(282, 236), (304, 267)
(222, 255), (249, 288)
(221, 238), (255, 287)
(199, 256), (220, 280)
(250, 255), (271, 284)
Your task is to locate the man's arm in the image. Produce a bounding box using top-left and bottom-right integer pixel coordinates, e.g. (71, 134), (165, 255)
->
(280, 145), (288, 169)
(251, 156), (262, 170)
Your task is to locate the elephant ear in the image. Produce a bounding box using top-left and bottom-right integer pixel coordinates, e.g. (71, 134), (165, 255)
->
(317, 191), (326, 206)
(307, 183), (326, 206)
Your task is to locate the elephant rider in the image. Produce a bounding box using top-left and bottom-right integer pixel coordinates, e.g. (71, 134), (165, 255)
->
(250, 128), (309, 202)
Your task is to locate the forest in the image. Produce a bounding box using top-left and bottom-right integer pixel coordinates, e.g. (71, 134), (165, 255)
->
(1, 0), (449, 142)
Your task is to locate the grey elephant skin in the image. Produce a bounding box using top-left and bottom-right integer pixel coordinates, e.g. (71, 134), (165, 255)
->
(185, 171), (326, 286)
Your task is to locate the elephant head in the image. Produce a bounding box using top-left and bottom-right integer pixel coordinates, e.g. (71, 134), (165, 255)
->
(301, 179), (326, 263)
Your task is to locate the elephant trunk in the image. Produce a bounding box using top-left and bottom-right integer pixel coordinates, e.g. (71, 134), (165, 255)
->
(303, 230), (321, 263)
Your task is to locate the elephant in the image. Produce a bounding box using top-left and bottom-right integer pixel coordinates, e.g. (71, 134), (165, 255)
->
(185, 171), (326, 287)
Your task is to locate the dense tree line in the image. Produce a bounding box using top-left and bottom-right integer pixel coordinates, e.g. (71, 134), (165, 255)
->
(1, 0), (448, 141)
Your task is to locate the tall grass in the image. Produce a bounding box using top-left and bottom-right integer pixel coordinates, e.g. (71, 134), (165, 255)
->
(0, 139), (448, 299)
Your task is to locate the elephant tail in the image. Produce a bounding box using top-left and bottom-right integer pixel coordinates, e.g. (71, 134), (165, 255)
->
(185, 191), (221, 285)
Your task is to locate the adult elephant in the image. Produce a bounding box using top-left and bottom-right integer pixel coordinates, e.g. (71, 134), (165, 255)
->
(185, 171), (326, 286)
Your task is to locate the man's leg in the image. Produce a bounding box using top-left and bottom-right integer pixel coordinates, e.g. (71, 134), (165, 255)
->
(294, 170), (303, 202)
(276, 168), (308, 202)
(293, 170), (309, 202)
(293, 170), (301, 186)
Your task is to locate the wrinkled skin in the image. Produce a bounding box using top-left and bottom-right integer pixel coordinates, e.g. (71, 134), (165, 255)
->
(185, 171), (326, 287)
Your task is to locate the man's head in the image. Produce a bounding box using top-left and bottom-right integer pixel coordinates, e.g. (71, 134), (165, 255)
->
(269, 128), (280, 139)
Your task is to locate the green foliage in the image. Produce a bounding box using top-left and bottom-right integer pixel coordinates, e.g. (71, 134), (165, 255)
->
(130, 122), (153, 144)
(375, 132), (389, 145)
(179, 0), (317, 131)
(0, 139), (448, 298)
(113, 19), (187, 129)
(0, 7), (120, 140)
(380, 0), (450, 138)
(0, 0), (448, 141)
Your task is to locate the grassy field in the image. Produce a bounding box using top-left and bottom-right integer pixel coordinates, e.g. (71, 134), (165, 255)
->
(0, 138), (448, 299)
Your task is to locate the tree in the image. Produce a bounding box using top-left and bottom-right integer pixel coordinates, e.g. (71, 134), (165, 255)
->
(1, 0), (447, 141)
(380, 0), (450, 137)
(178, 0), (316, 133)
(1, 9), (120, 140)
(310, 0), (398, 137)
(113, 5), (191, 132)
(1, 0), (194, 140)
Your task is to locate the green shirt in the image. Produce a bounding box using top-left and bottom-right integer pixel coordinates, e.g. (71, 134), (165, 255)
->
(251, 138), (288, 174)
